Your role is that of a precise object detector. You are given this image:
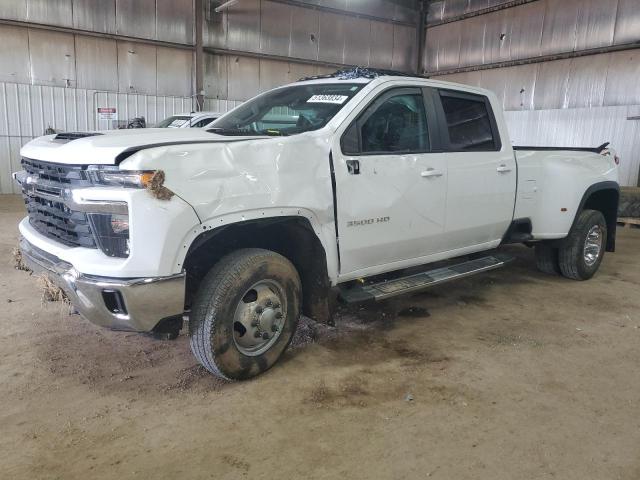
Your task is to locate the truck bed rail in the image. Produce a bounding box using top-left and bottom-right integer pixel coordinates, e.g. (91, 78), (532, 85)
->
(513, 142), (610, 154)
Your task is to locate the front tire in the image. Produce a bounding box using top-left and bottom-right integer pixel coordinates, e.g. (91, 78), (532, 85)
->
(558, 209), (607, 280)
(189, 248), (301, 380)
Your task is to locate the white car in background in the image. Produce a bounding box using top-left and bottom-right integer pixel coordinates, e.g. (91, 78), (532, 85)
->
(155, 111), (222, 128)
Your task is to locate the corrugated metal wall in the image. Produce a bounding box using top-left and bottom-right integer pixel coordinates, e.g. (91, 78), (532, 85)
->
(0, 0), (195, 44)
(203, 0), (419, 101)
(205, 1), (416, 70)
(429, 0), (640, 186)
(427, 0), (518, 24)
(0, 0), (420, 192)
(504, 105), (640, 187)
(437, 50), (640, 111)
(424, 0), (640, 73)
(204, 54), (338, 101)
(0, 81), (241, 194)
(3, 0), (637, 190)
(0, 24), (195, 95)
(0, 0), (200, 193)
(292, 0), (417, 23)
(0, 82), (191, 195)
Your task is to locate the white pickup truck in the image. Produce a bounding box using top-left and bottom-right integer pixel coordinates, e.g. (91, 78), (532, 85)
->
(15, 69), (620, 380)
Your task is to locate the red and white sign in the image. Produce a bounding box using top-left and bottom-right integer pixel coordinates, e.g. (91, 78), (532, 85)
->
(97, 107), (117, 121)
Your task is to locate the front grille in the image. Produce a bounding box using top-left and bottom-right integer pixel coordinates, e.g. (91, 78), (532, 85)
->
(21, 158), (97, 249)
(22, 157), (91, 186)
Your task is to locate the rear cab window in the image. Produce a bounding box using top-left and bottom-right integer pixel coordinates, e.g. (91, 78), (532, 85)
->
(435, 90), (502, 152)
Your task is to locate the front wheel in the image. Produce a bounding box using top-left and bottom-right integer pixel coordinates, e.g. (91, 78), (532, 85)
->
(189, 248), (301, 380)
(558, 209), (607, 280)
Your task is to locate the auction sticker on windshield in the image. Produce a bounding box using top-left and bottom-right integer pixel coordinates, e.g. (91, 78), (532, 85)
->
(307, 95), (349, 104)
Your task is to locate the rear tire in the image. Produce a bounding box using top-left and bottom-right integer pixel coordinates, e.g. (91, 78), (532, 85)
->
(535, 244), (561, 275)
(558, 209), (607, 281)
(189, 248), (301, 380)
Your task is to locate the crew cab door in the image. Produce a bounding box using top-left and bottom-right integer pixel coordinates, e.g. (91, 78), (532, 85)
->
(430, 89), (516, 249)
(332, 87), (448, 277)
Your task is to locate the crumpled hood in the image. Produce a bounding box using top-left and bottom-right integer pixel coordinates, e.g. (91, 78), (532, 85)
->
(20, 128), (266, 165)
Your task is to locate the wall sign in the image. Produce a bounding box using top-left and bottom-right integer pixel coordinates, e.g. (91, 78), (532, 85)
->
(97, 107), (117, 121)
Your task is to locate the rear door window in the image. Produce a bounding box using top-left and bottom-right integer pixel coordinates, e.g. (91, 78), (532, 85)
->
(437, 90), (501, 151)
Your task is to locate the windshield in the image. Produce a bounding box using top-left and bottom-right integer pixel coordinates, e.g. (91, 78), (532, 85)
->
(156, 115), (191, 128)
(208, 83), (363, 136)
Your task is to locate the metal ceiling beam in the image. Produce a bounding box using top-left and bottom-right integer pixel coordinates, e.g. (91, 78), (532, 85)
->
(425, 42), (640, 77)
(264, 0), (418, 27)
(0, 19), (196, 50)
(214, 0), (240, 12)
(427, 0), (541, 27)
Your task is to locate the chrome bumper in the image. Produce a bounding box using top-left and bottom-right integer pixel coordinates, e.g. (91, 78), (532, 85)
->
(20, 237), (185, 332)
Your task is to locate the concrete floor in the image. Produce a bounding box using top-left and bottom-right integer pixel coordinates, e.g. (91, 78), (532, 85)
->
(2, 193), (640, 480)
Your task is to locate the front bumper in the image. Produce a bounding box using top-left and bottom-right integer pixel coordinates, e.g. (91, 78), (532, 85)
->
(20, 237), (185, 332)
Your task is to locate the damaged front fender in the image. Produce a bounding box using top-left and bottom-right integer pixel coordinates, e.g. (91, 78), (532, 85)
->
(118, 131), (341, 281)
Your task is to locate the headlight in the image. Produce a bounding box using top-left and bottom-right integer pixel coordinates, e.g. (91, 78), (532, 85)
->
(87, 166), (155, 188)
(87, 213), (130, 258)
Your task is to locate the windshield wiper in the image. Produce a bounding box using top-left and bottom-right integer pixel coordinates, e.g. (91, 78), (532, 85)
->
(208, 127), (290, 137)
(207, 127), (259, 136)
(259, 129), (289, 137)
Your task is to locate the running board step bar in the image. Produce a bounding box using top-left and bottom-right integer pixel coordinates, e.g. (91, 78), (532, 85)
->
(339, 254), (513, 303)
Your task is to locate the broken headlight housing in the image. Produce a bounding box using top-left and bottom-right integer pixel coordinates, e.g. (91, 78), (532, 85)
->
(87, 212), (130, 258)
(83, 167), (172, 258)
(87, 166), (155, 188)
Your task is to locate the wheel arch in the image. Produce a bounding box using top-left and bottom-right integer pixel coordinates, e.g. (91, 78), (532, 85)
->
(572, 181), (619, 252)
(182, 216), (333, 324)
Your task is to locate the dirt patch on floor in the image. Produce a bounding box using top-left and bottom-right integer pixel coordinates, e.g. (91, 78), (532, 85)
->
(2, 194), (640, 480)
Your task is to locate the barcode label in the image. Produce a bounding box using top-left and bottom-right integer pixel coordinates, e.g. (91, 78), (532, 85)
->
(307, 95), (349, 104)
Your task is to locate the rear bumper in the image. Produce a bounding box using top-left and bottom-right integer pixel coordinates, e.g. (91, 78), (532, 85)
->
(20, 237), (185, 332)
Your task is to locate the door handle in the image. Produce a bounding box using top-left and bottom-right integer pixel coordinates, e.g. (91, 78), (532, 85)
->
(421, 168), (443, 178)
(346, 159), (360, 175)
(496, 164), (512, 173)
